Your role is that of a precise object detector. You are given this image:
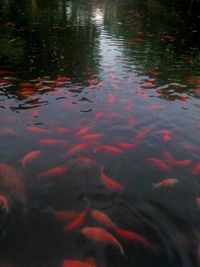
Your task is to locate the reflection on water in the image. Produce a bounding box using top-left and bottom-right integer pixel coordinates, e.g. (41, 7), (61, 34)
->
(0, 0), (200, 266)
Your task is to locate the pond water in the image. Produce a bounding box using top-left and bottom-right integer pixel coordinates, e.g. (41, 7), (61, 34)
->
(0, 0), (200, 266)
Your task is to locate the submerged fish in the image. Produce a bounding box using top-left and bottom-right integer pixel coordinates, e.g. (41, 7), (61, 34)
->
(193, 163), (200, 175)
(64, 206), (89, 233)
(153, 178), (178, 189)
(39, 166), (68, 177)
(26, 126), (51, 133)
(94, 145), (123, 154)
(53, 210), (78, 221)
(75, 127), (92, 136)
(0, 193), (9, 212)
(148, 158), (170, 171)
(100, 169), (123, 192)
(81, 227), (125, 256)
(22, 150), (41, 168)
(62, 257), (96, 267)
(67, 144), (88, 156)
(91, 209), (117, 229)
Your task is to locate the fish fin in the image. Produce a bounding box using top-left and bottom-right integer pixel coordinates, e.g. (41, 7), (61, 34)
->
(119, 244), (127, 258)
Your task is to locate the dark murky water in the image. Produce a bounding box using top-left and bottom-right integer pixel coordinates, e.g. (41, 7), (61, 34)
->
(0, 0), (200, 266)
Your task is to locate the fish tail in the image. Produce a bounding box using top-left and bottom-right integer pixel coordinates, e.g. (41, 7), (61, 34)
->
(152, 183), (160, 189)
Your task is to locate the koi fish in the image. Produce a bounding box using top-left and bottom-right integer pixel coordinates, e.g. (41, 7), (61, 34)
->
(171, 159), (192, 167)
(22, 150), (41, 168)
(193, 163), (200, 175)
(72, 157), (96, 166)
(108, 95), (116, 105)
(95, 111), (105, 120)
(62, 257), (96, 267)
(91, 209), (117, 229)
(115, 228), (150, 247)
(56, 127), (71, 133)
(100, 169), (123, 191)
(125, 102), (134, 112)
(0, 163), (26, 204)
(67, 144), (88, 156)
(117, 142), (137, 149)
(162, 150), (174, 163)
(0, 127), (18, 136)
(26, 126), (51, 133)
(80, 133), (103, 141)
(94, 145), (123, 154)
(64, 207), (88, 233)
(53, 210), (78, 221)
(38, 139), (67, 145)
(39, 166), (68, 177)
(148, 158), (170, 171)
(153, 178), (178, 189)
(81, 227), (125, 256)
(0, 193), (9, 212)
(157, 130), (171, 142)
(135, 128), (152, 143)
(196, 197), (200, 208)
(75, 127), (92, 136)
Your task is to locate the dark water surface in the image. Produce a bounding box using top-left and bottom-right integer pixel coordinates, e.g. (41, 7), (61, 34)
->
(0, 0), (200, 266)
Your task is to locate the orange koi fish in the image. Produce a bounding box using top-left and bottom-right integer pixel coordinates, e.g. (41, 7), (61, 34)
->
(64, 207), (89, 233)
(100, 169), (123, 191)
(91, 209), (117, 229)
(193, 163), (200, 175)
(148, 158), (170, 171)
(108, 95), (116, 105)
(0, 193), (9, 212)
(117, 142), (137, 149)
(67, 144), (88, 156)
(56, 127), (71, 133)
(94, 145), (123, 154)
(39, 166), (68, 177)
(22, 150), (41, 168)
(115, 228), (150, 247)
(26, 126), (51, 133)
(62, 257), (96, 267)
(53, 210), (78, 221)
(75, 127), (92, 136)
(153, 178), (178, 189)
(80, 133), (103, 141)
(157, 130), (171, 142)
(135, 128), (152, 143)
(81, 227), (125, 256)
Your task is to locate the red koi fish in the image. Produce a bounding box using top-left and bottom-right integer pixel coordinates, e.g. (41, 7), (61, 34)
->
(39, 166), (68, 177)
(80, 133), (103, 141)
(53, 210), (78, 221)
(196, 197), (200, 208)
(162, 150), (174, 163)
(67, 144), (88, 156)
(153, 178), (178, 189)
(125, 102), (134, 112)
(94, 145), (123, 154)
(135, 128), (152, 143)
(171, 159), (192, 167)
(91, 209), (117, 230)
(75, 127), (92, 136)
(148, 158), (170, 171)
(81, 227), (125, 256)
(95, 111), (105, 120)
(38, 139), (67, 145)
(56, 127), (71, 133)
(157, 130), (171, 142)
(0, 193), (9, 212)
(100, 169), (123, 191)
(62, 257), (96, 267)
(64, 207), (89, 233)
(115, 228), (150, 247)
(0, 127), (18, 136)
(117, 142), (137, 149)
(108, 95), (116, 105)
(22, 150), (41, 168)
(193, 163), (200, 175)
(72, 157), (96, 166)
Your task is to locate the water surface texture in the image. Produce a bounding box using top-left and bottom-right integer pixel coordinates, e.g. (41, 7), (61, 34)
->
(0, 0), (200, 266)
